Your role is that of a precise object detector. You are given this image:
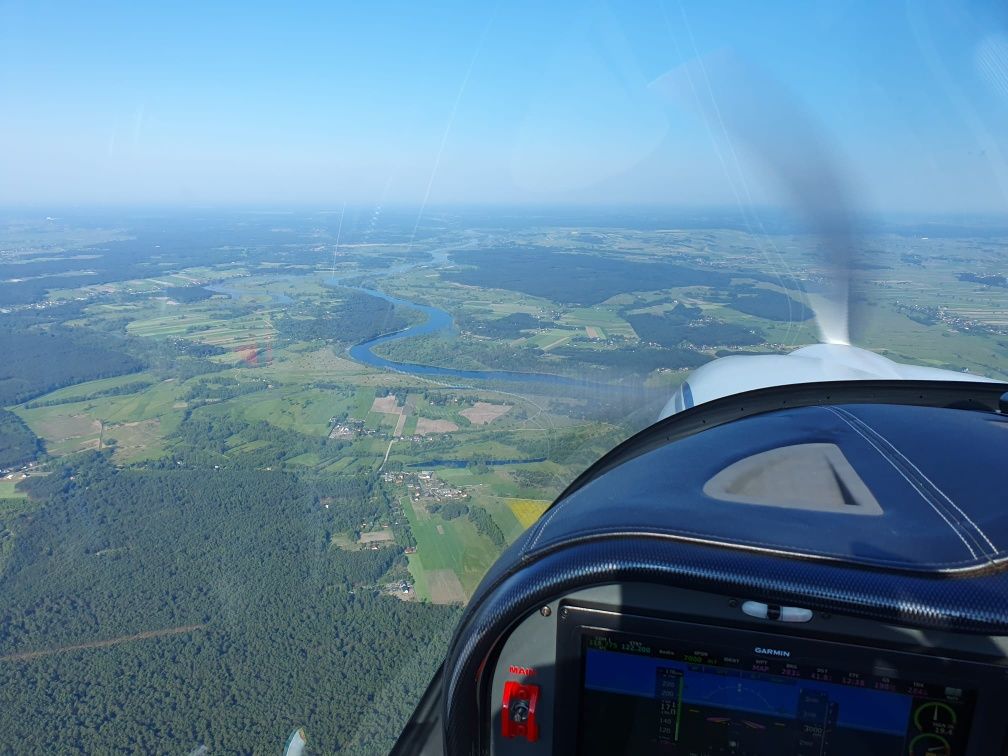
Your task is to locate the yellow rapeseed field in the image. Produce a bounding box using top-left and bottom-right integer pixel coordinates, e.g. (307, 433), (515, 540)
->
(506, 498), (550, 529)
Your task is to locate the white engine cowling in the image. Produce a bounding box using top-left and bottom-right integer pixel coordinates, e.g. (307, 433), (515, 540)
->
(660, 344), (996, 419)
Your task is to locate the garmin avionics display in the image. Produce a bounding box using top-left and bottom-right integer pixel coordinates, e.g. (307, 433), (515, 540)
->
(578, 631), (975, 755)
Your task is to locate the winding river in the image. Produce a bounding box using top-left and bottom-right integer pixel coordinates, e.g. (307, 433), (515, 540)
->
(328, 253), (587, 387)
(207, 255), (591, 388)
(345, 285), (581, 386)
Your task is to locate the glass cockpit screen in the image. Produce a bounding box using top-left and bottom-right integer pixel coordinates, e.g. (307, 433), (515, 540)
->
(578, 631), (975, 756)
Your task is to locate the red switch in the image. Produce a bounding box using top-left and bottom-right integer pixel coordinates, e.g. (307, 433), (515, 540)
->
(501, 680), (540, 742)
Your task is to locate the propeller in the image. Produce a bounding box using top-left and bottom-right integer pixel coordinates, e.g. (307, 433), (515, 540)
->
(648, 49), (997, 418)
(650, 48), (859, 346)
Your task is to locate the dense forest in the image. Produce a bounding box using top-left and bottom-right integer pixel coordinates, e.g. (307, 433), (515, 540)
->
(959, 272), (1007, 287)
(2, 451), (456, 753)
(468, 506), (505, 548)
(625, 313), (764, 348)
(0, 219), (338, 308)
(185, 375), (270, 405)
(445, 247), (726, 305)
(163, 285), (216, 302)
(457, 312), (542, 338)
(374, 333), (548, 374)
(0, 300), (200, 408)
(0, 329), (145, 406)
(373, 328), (712, 378)
(0, 410), (43, 468)
(0, 273), (110, 307)
(550, 344), (710, 373)
(445, 247), (778, 305)
(276, 290), (413, 345)
(428, 501), (468, 520)
(727, 289), (814, 321)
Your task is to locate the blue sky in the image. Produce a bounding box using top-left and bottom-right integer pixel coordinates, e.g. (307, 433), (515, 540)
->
(1, 0), (1007, 212)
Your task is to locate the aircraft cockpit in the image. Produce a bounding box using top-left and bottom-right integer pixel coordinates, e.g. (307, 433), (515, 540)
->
(395, 379), (1008, 756)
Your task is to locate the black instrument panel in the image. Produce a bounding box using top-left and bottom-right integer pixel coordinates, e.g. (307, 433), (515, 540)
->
(555, 606), (1002, 756)
(487, 585), (1008, 756)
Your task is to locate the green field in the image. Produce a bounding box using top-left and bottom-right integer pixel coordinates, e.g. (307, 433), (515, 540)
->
(859, 304), (1008, 379)
(559, 307), (637, 338)
(16, 375), (186, 460)
(400, 494), (502, 602)
(18, 372), (152, 405)
(0, 479), (27, 499)
(527, 329), (576, 350)
(353, 387), (377, 419)
(237, 388), (351, 438)
(127, 308), (277, 351)
(263, 346), (372, 384)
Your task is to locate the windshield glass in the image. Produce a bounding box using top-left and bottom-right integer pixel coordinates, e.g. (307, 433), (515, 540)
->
(1, 2), (1006, 752)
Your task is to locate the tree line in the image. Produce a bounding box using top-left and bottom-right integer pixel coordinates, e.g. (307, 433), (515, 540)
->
(0, 410), (42, 469)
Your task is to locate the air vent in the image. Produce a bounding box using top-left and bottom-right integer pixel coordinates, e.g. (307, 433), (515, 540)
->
(702, 443), (882, 514)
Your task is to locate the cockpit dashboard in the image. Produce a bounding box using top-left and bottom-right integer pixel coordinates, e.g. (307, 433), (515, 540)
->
(394, 380), (1008, 756)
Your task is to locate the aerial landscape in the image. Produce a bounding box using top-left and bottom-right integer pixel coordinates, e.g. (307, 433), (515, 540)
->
(0, 208), (1005, 752)
(2, 0), (1006, 749)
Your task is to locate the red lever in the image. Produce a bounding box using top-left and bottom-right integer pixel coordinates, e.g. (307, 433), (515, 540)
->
(501, 680), (540, 742)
